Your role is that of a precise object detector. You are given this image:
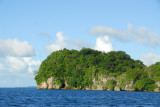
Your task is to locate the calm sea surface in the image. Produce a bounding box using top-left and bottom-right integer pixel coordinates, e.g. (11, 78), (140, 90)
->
(0, 88), (160, 107)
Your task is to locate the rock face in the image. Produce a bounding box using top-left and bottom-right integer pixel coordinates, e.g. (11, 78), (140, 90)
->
(86, 75), (116, 90)
(156, 81), (160, 87)
(37, 75), (159, 92)
(125, 86), (135, 91)
(47, 77), (54, 89)
(124, 81), (136, 91)
(37, 75), (133, 91)
(37, 77), (61, 89)
(37, 82), (48, 89)
(114, 86), (121, 91)
(154, 88), (160, 92)
(91, 78), (103, 90)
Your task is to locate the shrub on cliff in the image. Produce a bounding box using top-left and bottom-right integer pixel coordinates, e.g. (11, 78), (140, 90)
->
(134, 78), (157, 91)
(104, 79), (116, 90)
(147, 62), (160, 81)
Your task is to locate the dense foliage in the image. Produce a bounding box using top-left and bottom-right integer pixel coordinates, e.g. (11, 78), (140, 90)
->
(104, 79), (117, 90)
(147, 62), (160, 81)
(35, 48), (160, 91)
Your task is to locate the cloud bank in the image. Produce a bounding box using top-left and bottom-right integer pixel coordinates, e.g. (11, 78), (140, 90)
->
(45, 32), (93, 53)
(45, 32), (69, 53)
(89, 23), (160, 46)
(95, 36), (114, 53)
(140, 53), (160, 66)
(0, 39), (35, 57)
(0, 38), (40, 87)
(0, 56), (41, 87)
(45, 32), (114, 53)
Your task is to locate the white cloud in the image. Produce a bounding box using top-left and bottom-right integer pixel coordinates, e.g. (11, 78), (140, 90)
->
(1, 56), (28, 73)
(45, 32), (92, 53)
(0, 38), (35, 57)
(0, 56), (41, 87)
(95, 36), (114, 53)
(140, 53), (160, 66)
(89, 26), (128, 41)
(89, 23), (160, 46)
(0, 38), (40, 87)
(45, 32), (68, 53)
(23, 57), (41, 73)
(0, 56), (41, 73)
(45, 32), (114, 53)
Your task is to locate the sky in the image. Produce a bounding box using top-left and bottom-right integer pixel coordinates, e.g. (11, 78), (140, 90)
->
(0, 0), (160, 87)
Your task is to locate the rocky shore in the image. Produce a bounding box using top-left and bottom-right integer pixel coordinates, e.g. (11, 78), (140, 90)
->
(37, 76), (160, 92)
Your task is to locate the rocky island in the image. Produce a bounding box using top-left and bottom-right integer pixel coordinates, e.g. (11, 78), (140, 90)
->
(35, 48), (160, 92)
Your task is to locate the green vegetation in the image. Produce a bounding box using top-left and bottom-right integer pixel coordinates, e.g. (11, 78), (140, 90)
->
(104, 79), (116, 90)
(147, 62), (160, 81)
(134, 78), (157, 91)
(35, 48), (160, 91)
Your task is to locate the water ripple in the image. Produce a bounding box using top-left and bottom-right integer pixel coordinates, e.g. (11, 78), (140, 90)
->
(0, 88), (160, 106)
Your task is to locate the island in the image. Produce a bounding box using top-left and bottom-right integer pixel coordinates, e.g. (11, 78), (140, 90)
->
(34, 48), (160, 92)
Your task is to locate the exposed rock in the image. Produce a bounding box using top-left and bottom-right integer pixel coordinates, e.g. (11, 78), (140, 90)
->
(128, 81), (135, 87)
(156, 81), (160, 87)
(89, 75), (117, 90)
(95, 85), (103, 90)
(37, 75), (159, 92)
(120, 80), (135, 91)
(37, 82), (48, 89)
(43, 82), (48, 89)
(102, 75), (116, 84)
(64, 80), (70, 89)
(91, 78), (103, 90)
(85, 86), (91, 90)
(114, 86), (121, 91)
(37, 77), (61, 89)
(72, 87), (79, 90)
(52, 82), (60, 89)
(154, 88), (160, 92)
(47, 77), (54, 89)
(124, 81), (135, 91)
(125, 86), (135, 91)
(107, 88), (114, 91)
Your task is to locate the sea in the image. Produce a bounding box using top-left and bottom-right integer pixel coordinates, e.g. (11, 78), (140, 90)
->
(0, 88), (160, 107)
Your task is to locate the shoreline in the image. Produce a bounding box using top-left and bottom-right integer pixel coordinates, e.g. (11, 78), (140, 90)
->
(36, 87), (160, 92)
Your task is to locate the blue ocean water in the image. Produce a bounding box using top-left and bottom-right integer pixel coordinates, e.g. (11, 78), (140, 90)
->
(0, 88), (160, 107)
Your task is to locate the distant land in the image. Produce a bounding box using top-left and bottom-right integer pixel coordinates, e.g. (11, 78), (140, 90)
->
(0, 86), (37, 88)
(34, 48), (160, 92)
(26, 86), (37, 88)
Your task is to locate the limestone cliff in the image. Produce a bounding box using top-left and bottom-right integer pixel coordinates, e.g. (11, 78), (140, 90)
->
(37, 77), (61, 89)
(37, 74), (160, 92)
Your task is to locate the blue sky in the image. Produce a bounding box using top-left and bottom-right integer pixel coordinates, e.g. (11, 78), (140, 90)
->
(0, 0), (160, 87)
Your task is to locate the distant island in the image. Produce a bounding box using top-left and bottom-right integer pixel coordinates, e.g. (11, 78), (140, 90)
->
(34, 48), (160, 92)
